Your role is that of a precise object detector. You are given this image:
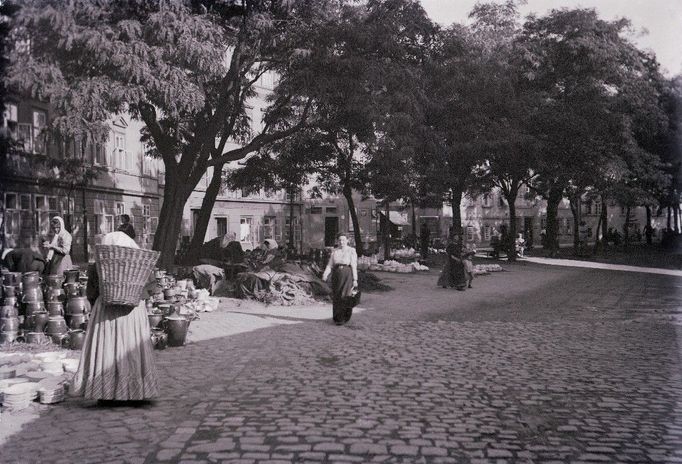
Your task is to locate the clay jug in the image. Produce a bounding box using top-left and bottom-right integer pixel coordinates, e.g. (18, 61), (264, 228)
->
(0, 317), (20, 332)
(66, 313), (87, 330)
(21, 285), (43, 303)
(25, 331), (48, 344)
(64, 269), (80, 284)
(32, 311), (49, 332)
(67, 330), (86, 350)
(3, 296), (18, 309)
(64, 282), (81, 298)
(44, 274), (65, 289)
(47, 301), (64, 317)
(0, 305), (18, 318)
(46, 316), (68, 336)
(66, 296), (90, 316)
(45, 287), (66, 303)
(21, 271), (42, 288)
(148, 313), (164, 330)
(3, 285), (16, 297)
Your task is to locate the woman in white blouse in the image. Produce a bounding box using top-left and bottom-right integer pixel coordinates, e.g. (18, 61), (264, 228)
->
(322, 233), (358, 325)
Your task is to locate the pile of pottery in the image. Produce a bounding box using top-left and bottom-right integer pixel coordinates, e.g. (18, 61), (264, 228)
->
(0, 269), (90, 348)
(0, 351), (77, 410)
(146, 270), (200, 349)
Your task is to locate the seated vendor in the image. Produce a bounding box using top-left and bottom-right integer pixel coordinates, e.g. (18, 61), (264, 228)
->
(2, 237), (46, 274)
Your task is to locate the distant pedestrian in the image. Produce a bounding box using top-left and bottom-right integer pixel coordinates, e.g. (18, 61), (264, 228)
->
(462, 244), (475, 288)
(437, 241), (467, 291)
(322, 233), (359, 325)
(117, 214), (136, 240)
(515, 233), (526, 258)
(44, 216), (73, 276)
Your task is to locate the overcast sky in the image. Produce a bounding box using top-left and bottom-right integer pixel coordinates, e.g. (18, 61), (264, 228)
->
(419, 0), (682, 77)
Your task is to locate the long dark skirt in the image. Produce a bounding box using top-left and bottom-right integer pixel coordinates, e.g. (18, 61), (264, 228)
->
(438, 257), (467, 290)
(331, 265), (354, 324)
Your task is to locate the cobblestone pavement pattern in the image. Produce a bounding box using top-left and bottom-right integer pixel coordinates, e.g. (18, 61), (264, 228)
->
(1, 261), (681, 463)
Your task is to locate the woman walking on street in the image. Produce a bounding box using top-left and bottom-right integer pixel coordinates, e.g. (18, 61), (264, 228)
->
(322, 233), (359, 325)
(71, 231), (159, 404)
(438, 241), (468, 291)
(43, 216), (73, 275)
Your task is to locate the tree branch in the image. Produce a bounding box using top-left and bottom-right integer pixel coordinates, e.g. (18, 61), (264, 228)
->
(208, 99), (312, 166)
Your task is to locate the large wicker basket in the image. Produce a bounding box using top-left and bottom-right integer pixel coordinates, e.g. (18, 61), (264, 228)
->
(95, 245), (160, 306)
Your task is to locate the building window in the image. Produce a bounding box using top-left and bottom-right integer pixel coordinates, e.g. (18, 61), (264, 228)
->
(482, 194), (492, 208)
(310, 206), (323, 214)
(5, 193), (17, 210)
(115, 202), (125, 216)
(3, 103), (18, 126)
(142, 204), (151, 234)
(240, 217), (254, 243)
(32, 109), (47, 154)
(216, 217), (228, 237)
(483, 225), (491, 241)
(325, 207), (337, 215)
(262, 216), (276, 240)
(466, 226), (475, 242)
(498, 195), (505, 207)
(20, 194), (31, 210)
(17, 123), (33, 153)
(284, 216), (301, 243)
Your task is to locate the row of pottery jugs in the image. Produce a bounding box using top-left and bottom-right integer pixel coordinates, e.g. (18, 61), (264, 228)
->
(25, 311), (49, 332)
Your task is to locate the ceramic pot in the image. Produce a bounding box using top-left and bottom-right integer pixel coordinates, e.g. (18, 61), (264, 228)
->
(66, 296), (90, 315)
(21, 271), (42, 288)
(21, 286), (43, 303)
(50, 332), (69, 346)
(44, 274), (65, 289)
(3, 285), (16, 297)
(66, 314), (87, 330)
(64, 269), (80, 284)
(164, 316), (189, 347)
(25, 332), (48, 344)
(23, 300), (44, 318)
(46, 301), (64, 317)
(64, 282), (81, 298)
(150, 328), (167, 350)
(46, 316), (68, 336)
(0, 331), (20, 343)
(32, 311), (49, 332)
(0, 317), (20, 332)
(148, 313), (164, 330)
(4, 272), (23, 286)
(67, 330), (86, 350)
(0, 305), (18, 318)
(45, 287), (66, 303)
(3, 296), (18, 309)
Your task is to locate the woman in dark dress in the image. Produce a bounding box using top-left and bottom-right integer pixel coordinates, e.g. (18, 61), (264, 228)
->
(438, 241), (468, 291)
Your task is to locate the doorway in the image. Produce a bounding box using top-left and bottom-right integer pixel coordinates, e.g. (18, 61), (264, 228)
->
(324, 216), (338, 247)
(524, 217), (534, 246)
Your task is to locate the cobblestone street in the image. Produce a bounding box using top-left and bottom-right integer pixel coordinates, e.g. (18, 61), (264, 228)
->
(2, 261), (682, 463)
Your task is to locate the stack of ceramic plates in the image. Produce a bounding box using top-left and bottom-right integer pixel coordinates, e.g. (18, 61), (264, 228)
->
(2, 382), (38, 411)
(0, 366), (16, 380)
(62, 358), (79, 373)
(38, 379), (65, 405)
(25, 370), (50, 381)
(40, 360), (64, 376)
(0, 378), (27, 403)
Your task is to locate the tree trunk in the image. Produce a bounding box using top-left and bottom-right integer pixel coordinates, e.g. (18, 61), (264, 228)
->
(450, 187), (463, 241)
(153, 176), (193, 266)
(667, 207), (672, 230)
(383, 201), (391, 261)
(502, 185), (519, 261)
(674, 204), (680, 233)
(624, 207), (631, 248)
(645, 205), (652, 245)
(594, 196), (607, 254)
(411, 200), (416, 237)
(342, 187), (364, 256)
(288, 188), (295, 253)
(569, 196), (580, 255)
(544, 187), (563, 257)
(184, 165), (224, 264)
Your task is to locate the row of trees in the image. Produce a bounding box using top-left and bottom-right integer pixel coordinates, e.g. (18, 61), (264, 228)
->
(2, 0), (680, 263)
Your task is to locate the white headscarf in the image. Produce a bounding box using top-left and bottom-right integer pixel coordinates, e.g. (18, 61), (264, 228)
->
(101, 231), (140, 249)
(46, 216), (72, 261)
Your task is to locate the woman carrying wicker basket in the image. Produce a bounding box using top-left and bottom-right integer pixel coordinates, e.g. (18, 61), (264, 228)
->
(71, 231), (159, 403)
